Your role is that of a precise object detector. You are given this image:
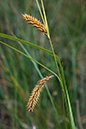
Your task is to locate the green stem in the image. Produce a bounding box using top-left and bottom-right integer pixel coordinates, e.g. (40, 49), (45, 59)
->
(35, 0), (45, 24)
(40, 3), (75, 127)
(40, 1), (73, 128)
(49, 37), (61, 78)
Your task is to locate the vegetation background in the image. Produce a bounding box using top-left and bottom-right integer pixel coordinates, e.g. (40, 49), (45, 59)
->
(0, 0), (86, 129)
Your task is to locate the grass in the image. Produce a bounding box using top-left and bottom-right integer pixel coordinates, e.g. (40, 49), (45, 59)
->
(0, 0), (86, 129)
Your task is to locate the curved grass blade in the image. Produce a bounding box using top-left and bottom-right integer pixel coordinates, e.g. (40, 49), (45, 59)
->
(0, 33), (62, 71)
(0, 41), (59, 79)
(0, 33), (61, 64)
(0, 33), (51, 54)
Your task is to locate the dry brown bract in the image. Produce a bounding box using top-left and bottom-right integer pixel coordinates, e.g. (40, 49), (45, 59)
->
(22, 14), (47, 35)
(27, 75), (53, 112)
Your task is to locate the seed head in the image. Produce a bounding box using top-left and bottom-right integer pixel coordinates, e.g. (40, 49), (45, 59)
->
(27, 75), (54, 112)
(22, 14), (47, 35)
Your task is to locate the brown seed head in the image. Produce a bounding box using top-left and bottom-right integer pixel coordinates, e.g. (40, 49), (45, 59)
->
(22, 14), (47, 35)
(27, 75), (54, 112)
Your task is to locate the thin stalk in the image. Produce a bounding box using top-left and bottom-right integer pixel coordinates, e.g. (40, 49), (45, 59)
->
(40, 0), (76, 128)
(40, 0), (49, 36)
(62, 93), (68, 129)
(49, 38), (61, 78)
(58, 58), (76, 129)
(35, 0), (45, 25)
(39, 3), (68, 122)
(40, 0), (61, 79)
(49, 38), (75, 129)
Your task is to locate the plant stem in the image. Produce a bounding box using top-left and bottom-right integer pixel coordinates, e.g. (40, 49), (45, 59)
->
(48, 37), (61, 78)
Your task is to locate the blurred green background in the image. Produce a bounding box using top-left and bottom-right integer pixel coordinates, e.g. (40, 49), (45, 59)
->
(0, 0), (86, 129)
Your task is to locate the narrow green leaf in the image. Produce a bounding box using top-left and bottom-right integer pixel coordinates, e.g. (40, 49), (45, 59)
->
(0, 33), (51, 54)
(0, 41), (59, 78)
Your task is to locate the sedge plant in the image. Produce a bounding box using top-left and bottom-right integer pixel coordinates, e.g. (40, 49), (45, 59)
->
(0, 0), (76, 128)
